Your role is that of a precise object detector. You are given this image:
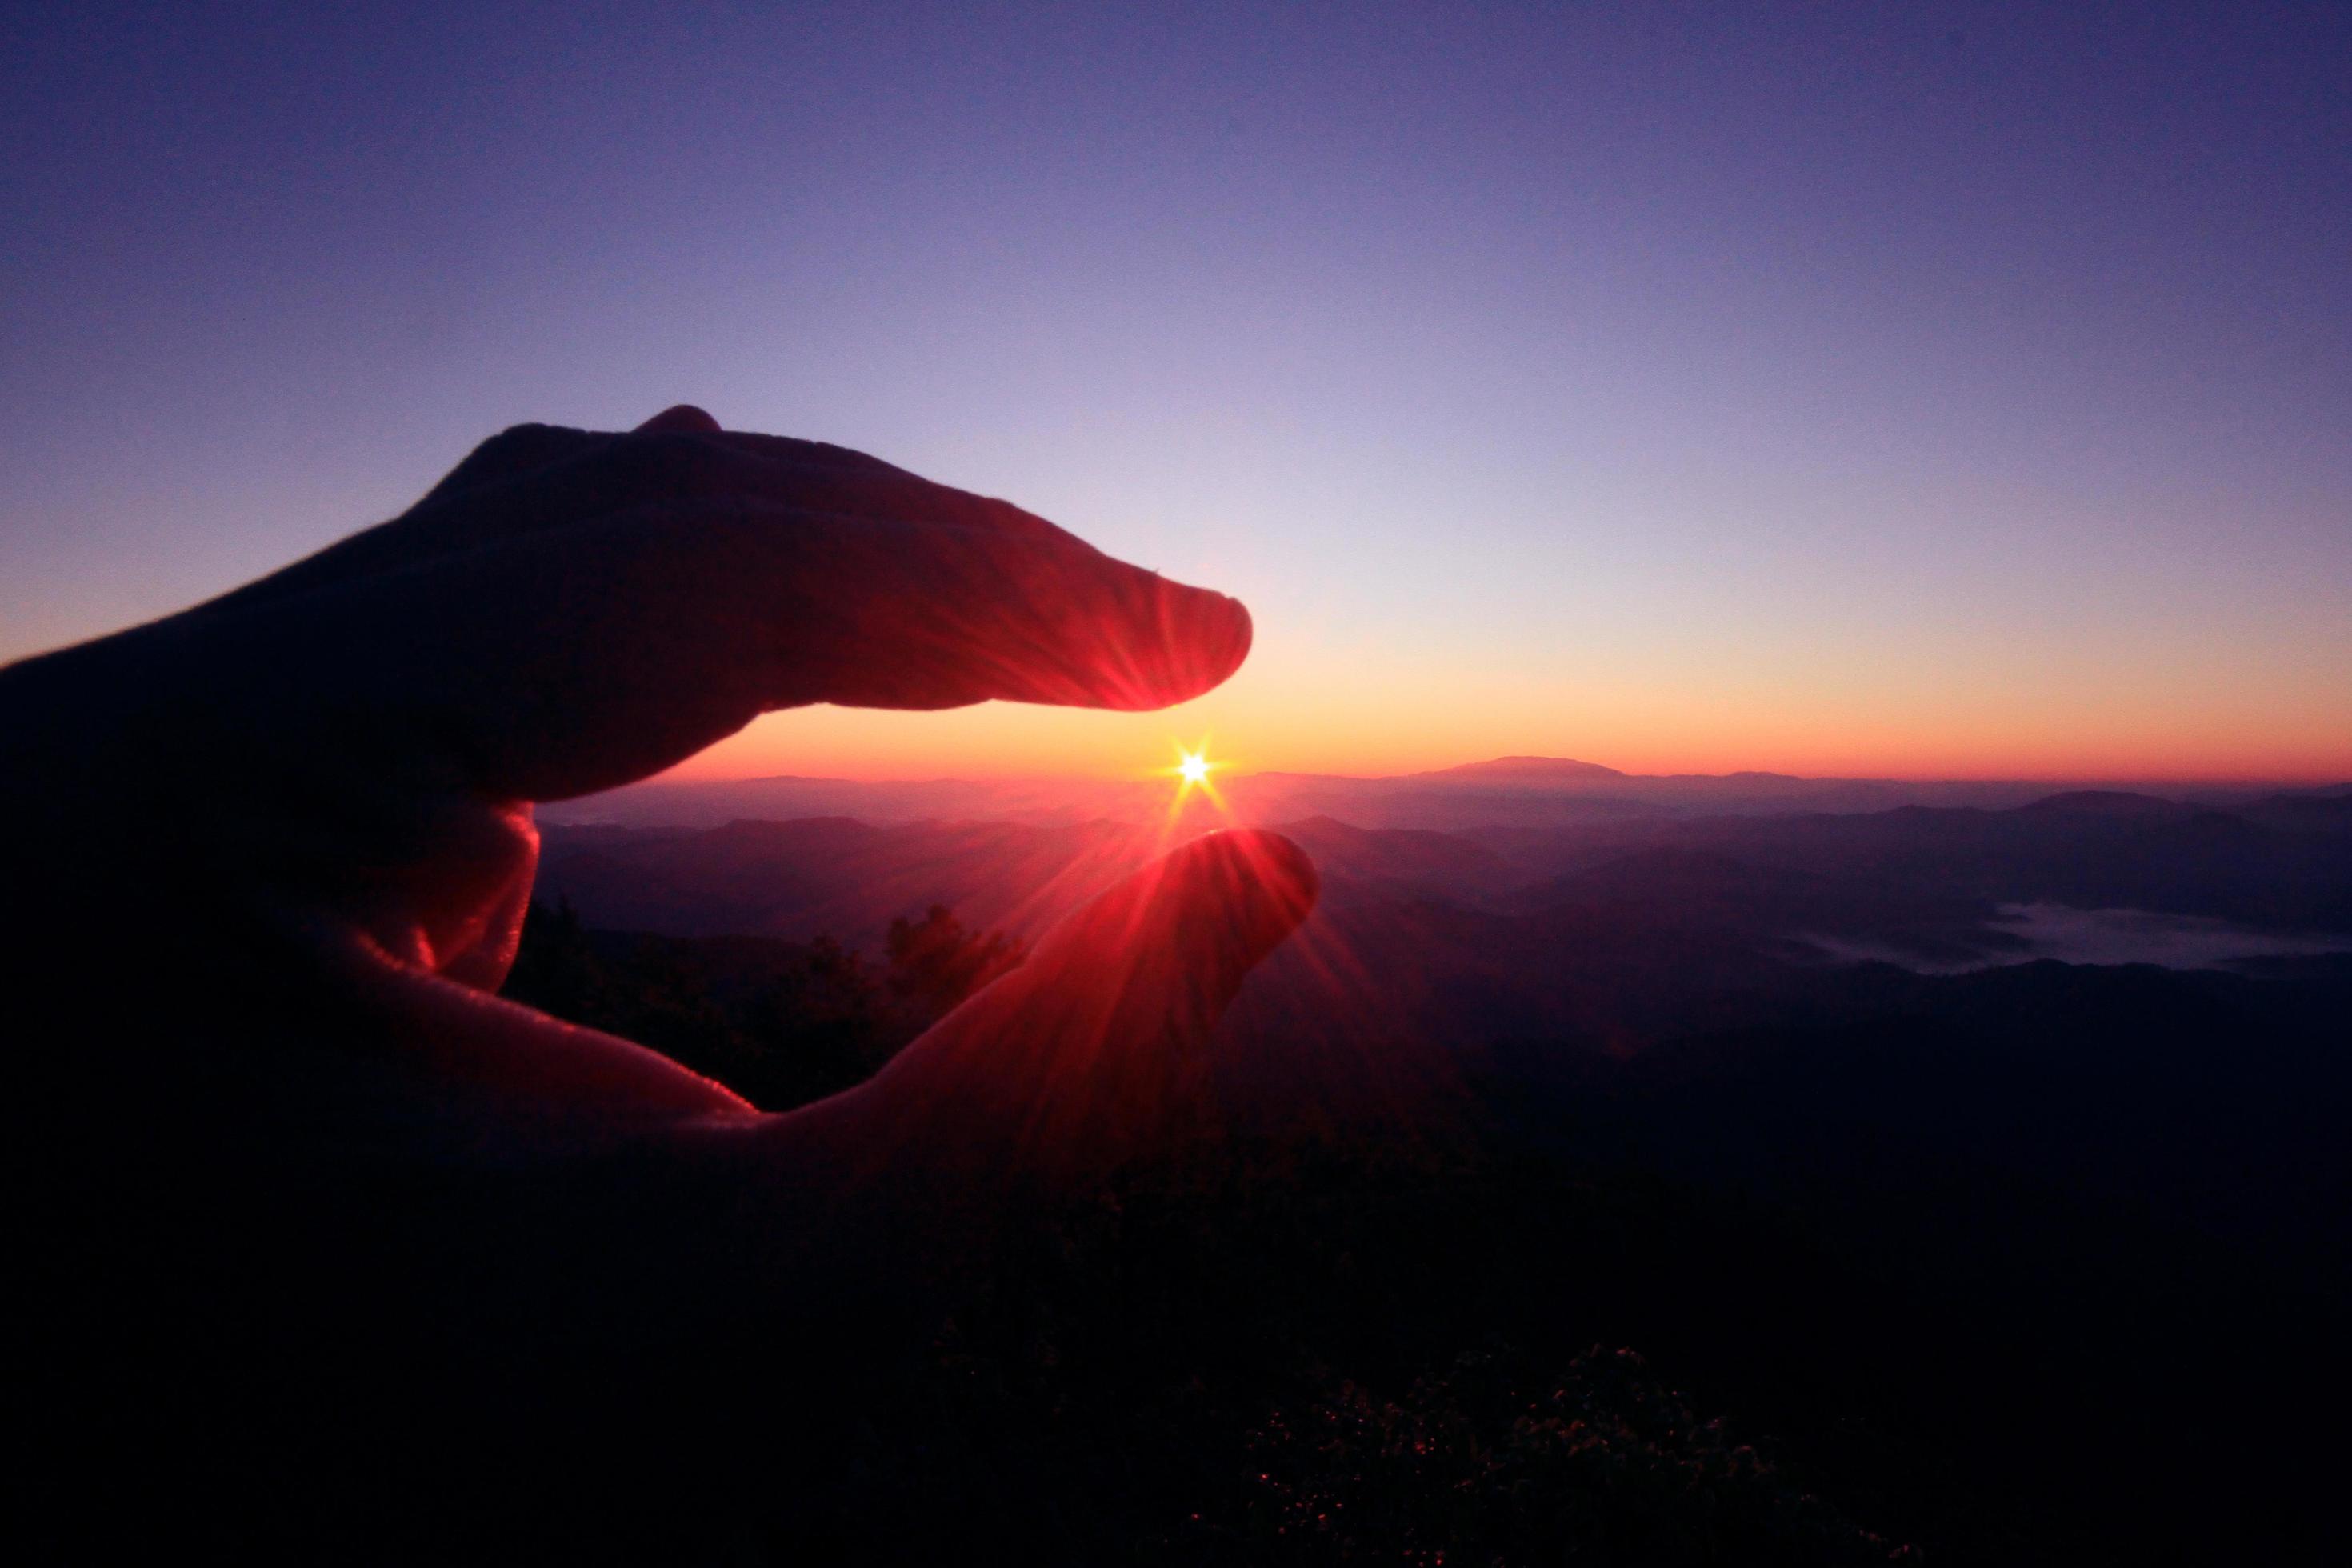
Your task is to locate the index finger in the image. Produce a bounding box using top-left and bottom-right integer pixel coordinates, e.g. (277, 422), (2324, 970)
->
(154, 458), (1253, 804)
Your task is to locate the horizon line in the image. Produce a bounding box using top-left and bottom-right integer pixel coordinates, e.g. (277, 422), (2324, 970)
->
(642, 755), (2352, 792)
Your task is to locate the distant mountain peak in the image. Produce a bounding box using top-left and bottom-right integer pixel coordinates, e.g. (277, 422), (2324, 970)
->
(1425, 756), (1628, 780)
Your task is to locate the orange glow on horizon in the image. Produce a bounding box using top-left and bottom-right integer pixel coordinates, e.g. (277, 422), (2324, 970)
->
(659, 618), (2352, 790)
(657, 697), (2352, 789)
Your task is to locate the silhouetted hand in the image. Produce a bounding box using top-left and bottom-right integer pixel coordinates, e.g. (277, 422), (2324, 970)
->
(7, 400), (1310, 1121)
(7, 406), (1316, 1546)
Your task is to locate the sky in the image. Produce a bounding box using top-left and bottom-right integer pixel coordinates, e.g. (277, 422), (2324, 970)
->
(5, 2), (2347, 785)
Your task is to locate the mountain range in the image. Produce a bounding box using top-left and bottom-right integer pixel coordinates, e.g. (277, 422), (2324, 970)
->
(520, 772), (2352, 1560)
(542, 756), (2351, 832)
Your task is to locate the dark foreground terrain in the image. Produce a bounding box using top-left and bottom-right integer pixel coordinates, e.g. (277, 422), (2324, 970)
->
(506, 834), (2352, 1564)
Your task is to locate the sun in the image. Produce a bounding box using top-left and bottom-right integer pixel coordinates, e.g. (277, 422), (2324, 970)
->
(1159, 738), (1228, 820)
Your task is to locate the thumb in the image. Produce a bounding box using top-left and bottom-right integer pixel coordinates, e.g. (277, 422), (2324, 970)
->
(834, 829), (1319, 1179)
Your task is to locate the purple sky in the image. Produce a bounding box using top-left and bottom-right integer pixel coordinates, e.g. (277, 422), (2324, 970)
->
(6, 2), (2347, 780)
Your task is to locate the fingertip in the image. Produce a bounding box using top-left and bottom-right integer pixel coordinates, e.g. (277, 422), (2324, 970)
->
(1159, 582), (1254, 705)
(856, 825), (1321, 1176)
(1184, 826), (1317, 895)
(1092, 578), (1255, 711)
(635, 404), (723, 434)
(1166, 827), (1320, 961)
(1014, 826), (1318, 1010)
(1201, 591), (1254, 693)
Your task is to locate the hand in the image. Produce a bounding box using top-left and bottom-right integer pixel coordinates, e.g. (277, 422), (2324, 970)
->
(10, 406), (1316, 1544)
(8, 403), (1310, 1135)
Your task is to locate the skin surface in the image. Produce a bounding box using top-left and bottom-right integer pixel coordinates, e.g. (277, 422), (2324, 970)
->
(8, 406), (1316, 1556)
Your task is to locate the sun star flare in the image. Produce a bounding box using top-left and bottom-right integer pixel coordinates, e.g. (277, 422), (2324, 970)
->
(1158, 740), (1229, 825)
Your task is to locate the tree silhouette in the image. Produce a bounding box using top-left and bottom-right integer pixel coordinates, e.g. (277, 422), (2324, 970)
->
(503, 899), (1026, 1110)
(886, 903), (1028, 1015)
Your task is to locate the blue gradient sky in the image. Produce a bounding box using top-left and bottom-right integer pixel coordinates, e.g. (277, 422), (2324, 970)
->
(6, 2), (2346, 781)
